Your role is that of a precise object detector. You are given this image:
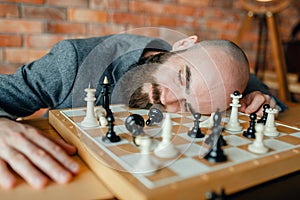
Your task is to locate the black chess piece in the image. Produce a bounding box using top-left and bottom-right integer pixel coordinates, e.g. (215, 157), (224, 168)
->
(212, 110), (227, 146)
(101, 77), (112, 116)
(204, 126), (227, 163)
(206, 188), (227, 200)
(188, 113), (205, 138)
(102, 114), (121, 143)
(243, 113), (257, 139)
(233, 90), (240, 96)
(257, 104), (270, 125)
(146, 106), (163, 126)
(213, 109), (222, 128)
(125, 114), (145, 146)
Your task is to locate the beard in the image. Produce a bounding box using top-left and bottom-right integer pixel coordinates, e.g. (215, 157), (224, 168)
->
(111, 63), (164, 109)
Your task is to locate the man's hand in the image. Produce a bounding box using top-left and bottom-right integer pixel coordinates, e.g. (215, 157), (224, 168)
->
(239, 91), (277, 117)
(0, 118), (80, 189)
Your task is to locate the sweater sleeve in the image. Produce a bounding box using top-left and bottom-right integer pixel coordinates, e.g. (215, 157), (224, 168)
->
(243, 73), (288, 112)
(0, 40), (78, 117)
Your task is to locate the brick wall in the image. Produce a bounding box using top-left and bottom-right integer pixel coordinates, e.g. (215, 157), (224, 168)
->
(0, 0), (299, 74)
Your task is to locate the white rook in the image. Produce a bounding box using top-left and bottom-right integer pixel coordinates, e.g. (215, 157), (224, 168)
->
(264, 108), (279, 137)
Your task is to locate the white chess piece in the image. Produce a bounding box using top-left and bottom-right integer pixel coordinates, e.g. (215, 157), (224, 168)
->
(248, 123), (269, 154)
(81, 83), (99, 128)
(225, 92), (243, 132)
(264, 108), (279, 137)
(94, 106), (108, 127)
(154, 113), (179, 158)
(135, 136), (159, 175)
(200, 112), (215, 128)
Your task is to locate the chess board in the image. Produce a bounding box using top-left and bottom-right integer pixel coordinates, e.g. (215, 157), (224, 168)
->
(49, 105), (300, 200)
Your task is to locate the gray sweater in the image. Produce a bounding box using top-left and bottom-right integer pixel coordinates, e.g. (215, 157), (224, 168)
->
(0, 34), (286, 118)
(0, 34), (171, 117)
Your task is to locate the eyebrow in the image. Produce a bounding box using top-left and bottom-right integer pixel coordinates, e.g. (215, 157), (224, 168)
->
(186, 65), (191, 94)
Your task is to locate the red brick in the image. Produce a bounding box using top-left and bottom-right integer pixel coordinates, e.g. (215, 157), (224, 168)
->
(130, 1), (195, 17)
(210, 1), (233, 8)
(146, 16), (177, 27)
(129, 1), (165, 15)
(176, 18), (198, 28)
(0, 64), (21, 74)
(178, 0), (209, 7)
(47, 0), (88, 8)
(0, 19), (42, 33)
(112, 13), (146, 26)
(90, 0), (128, 11)
(3, 0), (45, 4)
(119, 26), (161, 38)
(4, 48), (48, 63)
(68, 8), (108, 23)
(46, 22), (86, 34)
(0, 49), (3, 62)
(24, 35), (66, 48)
(206, 20), (239, 32)
(22, 5), (66, 20)
(88, 24), (126, 36)
(0, 3), (19, 17)
(0, 34), (22, 47)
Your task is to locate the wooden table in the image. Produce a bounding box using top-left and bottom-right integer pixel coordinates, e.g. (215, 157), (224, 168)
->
(1, 102), (300, 200)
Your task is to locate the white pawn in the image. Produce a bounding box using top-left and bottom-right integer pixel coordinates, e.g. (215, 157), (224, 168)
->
(135, 136), (159, 175)
(81, 83), (99, 128)
(264, 108), (279, 137)
(200, 112), (215, 128)
(248, 123), (269, 154)
(225, 91), (243, 132)
(94, 106), (108, 127)
(154, 113), (179, 158)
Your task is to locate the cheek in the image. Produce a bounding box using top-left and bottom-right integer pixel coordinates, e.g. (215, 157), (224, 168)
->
(189, 84), (230, 114)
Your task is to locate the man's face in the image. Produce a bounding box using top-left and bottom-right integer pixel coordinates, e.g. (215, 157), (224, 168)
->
(149, 43), (249, 114)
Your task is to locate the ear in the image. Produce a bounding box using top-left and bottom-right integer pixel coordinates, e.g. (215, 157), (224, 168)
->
(172, 35), (198, 51)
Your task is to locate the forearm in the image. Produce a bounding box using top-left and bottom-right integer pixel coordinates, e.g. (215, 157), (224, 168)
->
(0, 40), (78, 117)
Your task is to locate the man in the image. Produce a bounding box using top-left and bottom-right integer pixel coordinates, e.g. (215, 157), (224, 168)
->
(0, 34), (285, 189)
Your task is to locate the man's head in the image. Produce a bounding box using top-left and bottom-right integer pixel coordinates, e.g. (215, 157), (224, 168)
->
(113, 37), (250, 114)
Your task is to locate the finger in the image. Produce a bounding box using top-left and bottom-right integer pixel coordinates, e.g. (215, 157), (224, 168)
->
(0, 147), (48, 189)
(244, 94), (266, 114)
(47, 136), (77, 155)
(255, 106), (265, 118)
(0, 159), (17, 189)
(23, 125), (77, 155)
(22, 128), (80, 174)
(239, 99), (247, 113)
(8, 134), (74, 183)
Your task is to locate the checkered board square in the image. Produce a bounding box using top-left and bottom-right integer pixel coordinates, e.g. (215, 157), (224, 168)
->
(56, 105), (300, 191)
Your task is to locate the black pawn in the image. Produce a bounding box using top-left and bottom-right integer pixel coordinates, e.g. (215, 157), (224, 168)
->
(204, 132), (227, 163)
(146, 107), (163, 126)
(188, 113), (205, 138)
(102, 114), (121, 143)
(243, 113), (257, 139)
(257, 104), (270, 125)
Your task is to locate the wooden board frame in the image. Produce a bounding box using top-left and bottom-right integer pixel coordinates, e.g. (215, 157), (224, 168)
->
(49, 108), (300, 200)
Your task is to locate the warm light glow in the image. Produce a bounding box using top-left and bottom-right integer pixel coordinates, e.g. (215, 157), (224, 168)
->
(256, 0), (273, 2)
